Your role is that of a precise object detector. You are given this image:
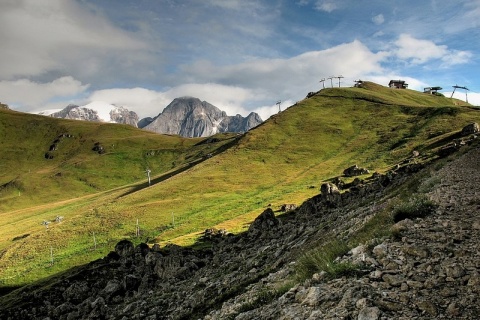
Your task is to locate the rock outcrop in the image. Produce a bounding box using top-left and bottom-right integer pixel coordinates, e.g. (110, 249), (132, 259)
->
(144, 97), (262, 137)
(137, 117), (154, 128)
(461, 122), (479, 135)
(343, 164), (370, 177)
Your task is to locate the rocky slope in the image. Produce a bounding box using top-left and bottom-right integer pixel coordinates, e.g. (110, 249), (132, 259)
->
(223, 147), (480, 319)
(0, 132), (478, 319)
(144, 97), (262, 137)
(50, 102), (139, 127)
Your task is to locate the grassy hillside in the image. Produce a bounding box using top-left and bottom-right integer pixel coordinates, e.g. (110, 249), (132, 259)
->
(0, 109), (237, 212)
(1, 82), (479, 286)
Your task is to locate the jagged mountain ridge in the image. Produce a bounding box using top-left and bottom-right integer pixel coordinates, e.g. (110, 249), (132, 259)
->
(50, 102), (139, 127)
(48, 97), (262, 137)
(144, 97), (263, 137)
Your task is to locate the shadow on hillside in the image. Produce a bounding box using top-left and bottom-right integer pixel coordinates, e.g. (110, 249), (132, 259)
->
(116, 136), (241, 198)
(0, 286), (22, 297)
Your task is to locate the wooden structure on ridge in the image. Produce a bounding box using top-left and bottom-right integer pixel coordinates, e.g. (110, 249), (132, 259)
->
(388, 80), (408, 89)
(424, 86), (442, 95)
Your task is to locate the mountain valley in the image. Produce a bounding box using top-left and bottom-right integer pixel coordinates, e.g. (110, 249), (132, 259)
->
(1, 82), (479, 319)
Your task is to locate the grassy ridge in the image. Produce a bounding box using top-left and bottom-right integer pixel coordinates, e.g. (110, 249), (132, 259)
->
(1, 82), (479, 286)
(0, 109), (237, 211)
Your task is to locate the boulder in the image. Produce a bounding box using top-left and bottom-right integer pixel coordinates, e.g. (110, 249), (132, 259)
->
(92, 142), (105, 154)
(200, 228), (228, 242)
(280, 204), (297, 212)
(248, 208), (280, 236)
(115, 240), (134, 258)
(320, 183), (340, 195)
(438, 143), (459, 157)
(461, 122), (479, 136)
(343, 164), (370, 177)
(358, 307), (381, 320)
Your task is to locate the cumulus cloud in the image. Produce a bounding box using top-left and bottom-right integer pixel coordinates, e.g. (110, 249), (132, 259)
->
(83, 40), (387, 119)
(87, 84), (258, 119)
(182, 40), (384, 103)
(392, 34), (471, 66)
(81, 40), (386, 119)
(3, 40), (386, 119)
(0, 0), (148, 80)
(0, 76), (89, 111)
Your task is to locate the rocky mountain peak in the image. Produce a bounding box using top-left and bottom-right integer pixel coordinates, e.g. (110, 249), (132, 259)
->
(50, 102), (139, 127)
(144, 97), (262, 137)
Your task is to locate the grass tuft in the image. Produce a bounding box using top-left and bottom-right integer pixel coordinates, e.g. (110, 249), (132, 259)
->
(392, 195), (437, 222)
(295, 240), (352, 282)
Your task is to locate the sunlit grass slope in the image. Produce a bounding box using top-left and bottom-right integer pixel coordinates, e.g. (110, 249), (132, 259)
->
(0, 109), (237, 212)
(1, 82), (479, 286)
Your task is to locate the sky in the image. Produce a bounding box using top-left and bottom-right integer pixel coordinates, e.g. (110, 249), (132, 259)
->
(0, 0), (479, 120)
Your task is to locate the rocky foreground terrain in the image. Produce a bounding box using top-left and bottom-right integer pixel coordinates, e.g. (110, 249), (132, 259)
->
(0, 135), (479, 319)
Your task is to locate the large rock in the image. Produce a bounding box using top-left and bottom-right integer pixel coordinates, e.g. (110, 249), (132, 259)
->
(114, 239), (135, 257)
(343, 164), (370, 177)
(461, 122), (479, 136)
(248, 208), (280, 236)
(320, 183), (340, 195)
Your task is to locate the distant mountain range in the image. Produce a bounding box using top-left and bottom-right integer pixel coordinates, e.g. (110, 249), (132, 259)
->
(143, 97), (263, 137)
(46, 97), (262, 137)
(48, 102), (139, 127)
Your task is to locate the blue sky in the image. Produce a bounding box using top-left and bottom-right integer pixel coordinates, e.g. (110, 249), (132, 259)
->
(0, 0), (479, 119)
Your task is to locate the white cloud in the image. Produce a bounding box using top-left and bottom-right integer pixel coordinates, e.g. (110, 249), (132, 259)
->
(183, 40), (385, 103)
(87, 84), (258, 119)
(394, 34), (447, 64)
(6, 40), (387, 120)
(0, 76), (89, 110)
(314, 0), (338, 12)
(441, 50), (473, 67)
(444, 0), (480, 33)
(392, 34), (471, 66)
(0, 0), (148, 80)
(444, 91), (480, 106)
(89, 40), (384, 120)
(254, 99), (296, 120)
(372, 14), (384, 25)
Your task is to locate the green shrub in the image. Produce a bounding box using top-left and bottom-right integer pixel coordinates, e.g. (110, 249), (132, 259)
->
(392, 195), (437, 222)
(295, 240), (356, 281)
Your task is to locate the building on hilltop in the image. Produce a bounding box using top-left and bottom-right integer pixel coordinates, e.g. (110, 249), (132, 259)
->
(354, 80), (364, 88)
(423, 86), (443, 95)
(388, 80), (408, 89)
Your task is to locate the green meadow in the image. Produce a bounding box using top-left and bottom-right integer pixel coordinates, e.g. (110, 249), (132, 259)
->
(1, 82), (478, 286)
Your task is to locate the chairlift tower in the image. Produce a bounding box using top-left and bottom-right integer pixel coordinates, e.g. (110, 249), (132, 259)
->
(336, 75), (344, 87)
(327, 76), (334, 88)
(145, 168), (151, 186)
(451, 85), (470, 103)
(276, 100), (282, 113)
(319, 78), (326, 89)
